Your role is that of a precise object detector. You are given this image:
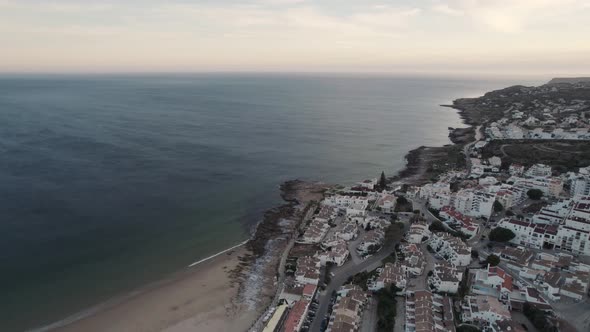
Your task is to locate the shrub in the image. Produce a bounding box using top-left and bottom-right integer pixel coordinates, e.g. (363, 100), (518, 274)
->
(527, 189), (544, 200)
(493, 200), (503, 212)
(489, 227), (516, 242)
(485, 254), (500, 266)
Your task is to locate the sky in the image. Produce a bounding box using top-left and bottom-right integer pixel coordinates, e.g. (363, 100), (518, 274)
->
(1, 0), (590, 75)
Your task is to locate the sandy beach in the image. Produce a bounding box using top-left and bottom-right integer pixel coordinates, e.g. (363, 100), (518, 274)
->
(55, 245), (258, 332)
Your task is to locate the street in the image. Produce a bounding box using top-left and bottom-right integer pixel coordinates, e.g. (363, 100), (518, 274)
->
(309, 221), (409, 332)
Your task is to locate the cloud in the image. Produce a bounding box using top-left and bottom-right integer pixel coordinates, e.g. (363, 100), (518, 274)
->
(432, 0), (587, 33)
(432, 4), (463, 16)
(258, 0), (306, 5)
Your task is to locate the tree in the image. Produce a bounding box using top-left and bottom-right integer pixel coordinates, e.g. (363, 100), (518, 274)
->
(396, 196), (408, 205)
(505, 210), (515, 217)
(378, 171), (387, 191)
(485, 254), (500, 266)
(523, 303), (559, 332)
(429, 220), (447, 232)
(489, 227), (516, 242)
(376, 286), (399, 332)
(493, 200), (504, 212)
(527, 188), (544, 200)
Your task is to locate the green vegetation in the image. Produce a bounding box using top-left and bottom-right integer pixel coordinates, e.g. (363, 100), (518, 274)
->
(481, 140), (590, 172)
(523, 201), (548, 214)
(347, 270), (380, 291)
(523, 303), (558, 332)
(489, 227), (516, 242)
(428, 208), (441, 219)
(384, 222), (405, 244)
(429, 220), (447, 232)
(376, 286), (400, 332)
(493, 200), (503, 212)
(394, 196), (412, 212)
(457, 268), (471, 298)
(382, 252), (396, 265)
(422, 144), (467, 180)
(505, 210), (515, 217)
(527, 189), (544, 200)
(429, 220), (470, 240)
(485, 254), (500, 266)
(378, 171), (387, 191)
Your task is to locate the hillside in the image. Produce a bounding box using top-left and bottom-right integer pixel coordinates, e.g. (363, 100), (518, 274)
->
(548, 77), (590, 84)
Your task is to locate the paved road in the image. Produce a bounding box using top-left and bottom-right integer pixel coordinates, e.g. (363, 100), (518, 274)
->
(394, 296), (405, 332)
(249, 203), (317, 332)
(309, 223), (408, 332)
(359, 297), (377, 332)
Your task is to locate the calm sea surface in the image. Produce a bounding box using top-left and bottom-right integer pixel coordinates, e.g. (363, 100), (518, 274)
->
(0, 74), (541, 330)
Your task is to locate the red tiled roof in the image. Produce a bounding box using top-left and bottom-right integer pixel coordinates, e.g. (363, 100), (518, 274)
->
(283, 300), (309, 332)
(302, 284), (317, 298)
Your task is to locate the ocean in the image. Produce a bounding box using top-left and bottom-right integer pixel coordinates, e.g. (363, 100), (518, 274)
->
(0, 74), (541, 330)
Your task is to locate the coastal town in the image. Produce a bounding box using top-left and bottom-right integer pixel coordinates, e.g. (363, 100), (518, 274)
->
(254, 78), (590, 332)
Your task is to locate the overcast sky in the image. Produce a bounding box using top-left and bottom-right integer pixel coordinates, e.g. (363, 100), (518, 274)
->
(1, 0), (590, 75)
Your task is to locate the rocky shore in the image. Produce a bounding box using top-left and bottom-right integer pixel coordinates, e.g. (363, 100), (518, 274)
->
(391, 102), (479, 186)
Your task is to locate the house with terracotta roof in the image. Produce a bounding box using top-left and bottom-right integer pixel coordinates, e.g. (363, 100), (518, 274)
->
(317, 241), (349, 266)
(407, 221), (431, 244)
(498, 246), (534, 269)
(400, 243), (426, 275)
(294, 256), (321, 285)
(326, 285), (368, 332)
(405, 290), (455, 332)
(376, 192), (396, 214)
(368, 262), (407, 292)
(440, 206), (480, 239)
(282, 299), (310, 332)
(461, 295), (511, 331)
(560, 270), (590, 301)
(471, 265), (513, 300)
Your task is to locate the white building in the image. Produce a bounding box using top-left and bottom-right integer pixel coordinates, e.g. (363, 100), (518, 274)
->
(428, 262), (462, 294)
(570, 175), (590, 196)
(497, 196), (590, 256)
(407, 221), (431, 244)
(376, 193), (396, 214)
(509, 164), (525, 176)
(525, 164), (552, 177)
(488, 156), (502, 167)
(452, 190), (496, 219)
(429, 232), (472, 267)
(317, 241), (349, 266)
(440, 206), (479, 239)
(369, 263), (407, 292)
(295, 256), (321, 285)
(419, 182), (451, 200)
(461, 295), (511, 327)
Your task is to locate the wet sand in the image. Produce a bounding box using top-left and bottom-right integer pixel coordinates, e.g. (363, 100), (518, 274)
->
(55, 245), (257, 332)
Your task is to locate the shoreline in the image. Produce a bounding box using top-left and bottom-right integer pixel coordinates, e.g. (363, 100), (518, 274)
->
(32, 242), (251, 332)
(41, 180), (330, 332)
(391, 102), (476, 186)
